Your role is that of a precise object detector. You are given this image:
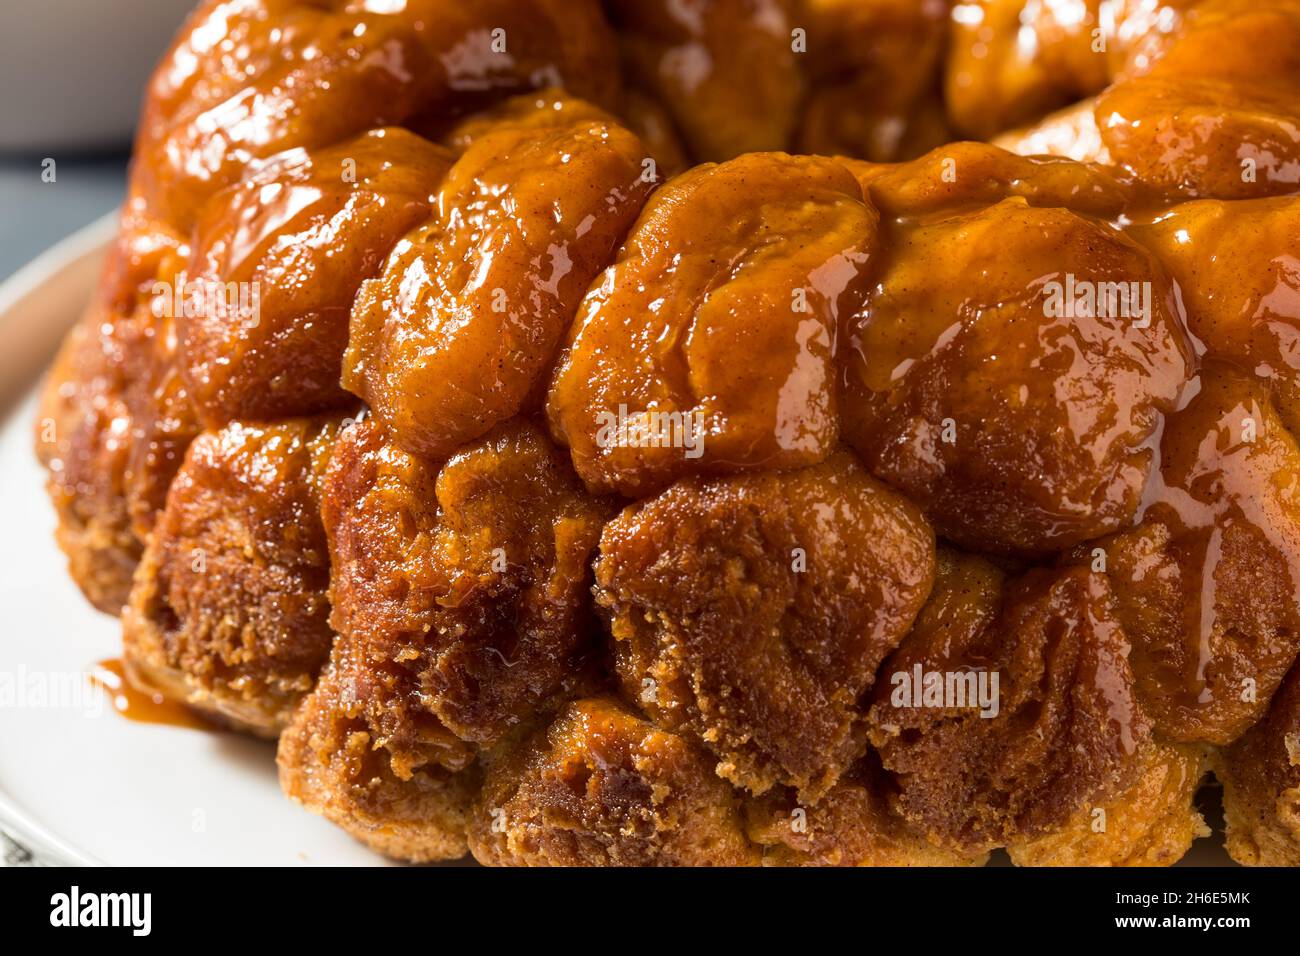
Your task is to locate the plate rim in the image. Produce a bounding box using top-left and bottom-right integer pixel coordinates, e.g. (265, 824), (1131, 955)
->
(0, 213), (116, 866)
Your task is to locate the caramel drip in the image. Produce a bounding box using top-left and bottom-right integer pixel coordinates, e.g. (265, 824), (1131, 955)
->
(1133, 378), (1300, 707)
(88, 659), (217, 732)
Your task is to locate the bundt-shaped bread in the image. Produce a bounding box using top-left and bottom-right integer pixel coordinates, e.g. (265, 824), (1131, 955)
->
(34, 0), (1300, 865)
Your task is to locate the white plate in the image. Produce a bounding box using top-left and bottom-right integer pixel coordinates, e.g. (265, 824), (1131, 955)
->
(0, 215), (389, 866)
(0, 217), (1236, 867)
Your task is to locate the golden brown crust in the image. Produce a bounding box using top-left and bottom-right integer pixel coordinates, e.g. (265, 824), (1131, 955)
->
(33, 0), (1300, 867)
(180, 128), (452, 425)
(595, 452), (935, 799)
(468, 697), (759, 866)
(36, 315), (142, 613)
(1216, 665), (1300, 866)
(1074, 363), (1300, 745)
(277, 636), (479, 863)
(746, 758), (990, 867)
(547, 152), (878, 498)
(1007, 741), (1209, 866)
(345, 111), (654, 461)
(868, 555), (1153, 852)
(322, 417), (612, 749)
(131, 0), (623, 231)
(1096, 0), (1300, 199)
(122, 415), (343, 735)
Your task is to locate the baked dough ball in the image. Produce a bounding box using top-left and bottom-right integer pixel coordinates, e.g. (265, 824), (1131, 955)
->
(745, 757), (990, 867)
(993, 99), (1112, 165)
(180, 128), (452, 425)
(468, 697), (758, 866)
(987, 0), (1202, 165)
(856, 141), (1130, 219)
(37, 0), (1300, 869)
(1105, 0), (1203, 77)
(345, 109), (653, 461)
(443, 87), (688, 178)
(441, 90), (618, 152)
(100, 219), (207, 547)
(594, 452), (935, 799)
(277, 634), (480, 863)
(1216, 664), (1300, 866)
(1074, 362), (1300, 744)
(36, 228), (201, 610)
(606, 0), (802, 161)
(842, 145), (1194, 555)
(548, 152), (878, 498)
(323, 417), (611, 747)
(1096, 0), (1300, 198)
(122, 415), (343, 735)
(1006, 741), (1209, 866)
(797, 0), (952, 161)
(945, 0), (1109, 139)
(35, 312), (142, 613)
(1130, 197), (1300, 431)
(278, 413), (611, 859)
(616, 90), (692, 179)
(131, 0), (621, 230)
(868, 554), (1153, 853)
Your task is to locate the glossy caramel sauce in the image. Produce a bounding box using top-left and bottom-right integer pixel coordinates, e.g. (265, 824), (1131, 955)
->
(33, 0), (1300, 866)
(88, 658), (216, 731)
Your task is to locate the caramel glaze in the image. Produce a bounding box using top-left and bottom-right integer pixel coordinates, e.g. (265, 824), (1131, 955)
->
(33, 0), (1300, 865)
(835, 142), (1300, 746)
(89, 658), (217, 732)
